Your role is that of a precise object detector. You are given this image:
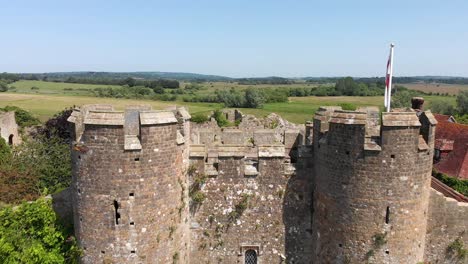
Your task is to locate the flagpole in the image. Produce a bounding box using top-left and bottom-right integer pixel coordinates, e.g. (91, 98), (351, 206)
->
(386, 43), (395, 112)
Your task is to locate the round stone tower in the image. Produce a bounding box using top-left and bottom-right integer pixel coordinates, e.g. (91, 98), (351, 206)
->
(68, 105), (191, 263)
(311, 107), (437, 263)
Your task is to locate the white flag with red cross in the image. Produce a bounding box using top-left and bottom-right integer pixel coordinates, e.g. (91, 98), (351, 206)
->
(384, 43), (395, 112)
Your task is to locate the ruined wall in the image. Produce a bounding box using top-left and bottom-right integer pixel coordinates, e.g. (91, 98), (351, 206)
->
(424, 189), (468, 264)
(312, 109), (436, 264)
(0, 111), (20, 145)
(188, 145), (312, 263)
(69, 105), (190, 264)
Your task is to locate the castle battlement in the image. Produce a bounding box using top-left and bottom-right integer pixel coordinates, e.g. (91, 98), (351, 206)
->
(68, 104), (190, 150)
(314, 107), (437, 154)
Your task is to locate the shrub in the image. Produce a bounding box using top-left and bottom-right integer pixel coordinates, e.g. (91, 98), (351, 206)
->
(213, 110), (229, 127)
(36, 108), (73, 142)
(14, 135), (71, 195)
(0, 137), (11, 163)
(244, 88), (266, 108)
(191, 113), (209, 124)
(433, 170), (468, 196)
(0, 80), (7, 92)
(447, 237), (468, 260)
(0, 198), (80, 263)
(339, 103), (357, 111)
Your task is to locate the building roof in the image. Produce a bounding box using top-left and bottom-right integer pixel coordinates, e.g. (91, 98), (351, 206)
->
(433, 114), (468, 179)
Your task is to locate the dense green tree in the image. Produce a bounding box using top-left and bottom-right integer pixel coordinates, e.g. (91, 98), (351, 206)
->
(391, 90), (413, 108)
(216, 88), (245, 108)
(0, 80), (8, 92)
(0, 198), (80, 263)
(457, 90), (468, 114)
(245, 88), (266, 108)
(13, 135), (71, 194)
(429, 100), (456, 115)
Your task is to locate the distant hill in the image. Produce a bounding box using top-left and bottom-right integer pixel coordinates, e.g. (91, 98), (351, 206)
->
(3, 71), (468, 85)
(19, 71), (233, 82)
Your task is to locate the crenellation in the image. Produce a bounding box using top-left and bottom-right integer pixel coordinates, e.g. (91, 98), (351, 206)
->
(68, 102), (466, 264)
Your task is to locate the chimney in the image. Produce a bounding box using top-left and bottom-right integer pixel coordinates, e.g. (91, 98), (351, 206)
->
(411, 97), (424, 111)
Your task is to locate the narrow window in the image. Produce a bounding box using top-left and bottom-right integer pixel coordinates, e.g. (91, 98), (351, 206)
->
(131, 250), (136, 254)
(114, 200), (121, 225)
(345, 150), (350, 155)
(8, 134), (13, 145)
(134, 157), (140, 161)
(390, 154), (395, 159)
(245, 249), (257, 264)
(385, 206), (390, 224)
(129, 192), (134, 197)
(101, 251), (105, 254)
(130, 222), (135, 226)
(385, 250), (390, 254)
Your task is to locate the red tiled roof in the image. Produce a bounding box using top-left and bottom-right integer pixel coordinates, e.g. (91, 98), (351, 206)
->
(433, 114), (468, 179)
(435, 139), (454, 151)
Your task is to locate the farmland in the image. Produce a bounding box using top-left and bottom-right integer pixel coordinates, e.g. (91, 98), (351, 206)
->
(0, 80), (458, 124)
(399, 82), (468, 95)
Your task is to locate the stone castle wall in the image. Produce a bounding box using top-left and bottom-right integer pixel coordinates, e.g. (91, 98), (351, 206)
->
(66, 104), (468, 264)
(188, 144), (313, 263)
(0, 111), (20, 145)
(69, 105), (190, 264)
(425, 189), (468, 264)
(312, 107), (437, 264)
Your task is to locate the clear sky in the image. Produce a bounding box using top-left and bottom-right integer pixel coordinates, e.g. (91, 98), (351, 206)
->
(1, 0), (467, 77)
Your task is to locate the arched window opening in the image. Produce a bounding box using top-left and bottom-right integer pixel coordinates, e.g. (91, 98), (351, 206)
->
(8, 134), (13, 145)
(245, 249), (257, 264)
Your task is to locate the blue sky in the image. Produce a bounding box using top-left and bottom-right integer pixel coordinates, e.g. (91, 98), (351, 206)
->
(1, 0), (467, 77)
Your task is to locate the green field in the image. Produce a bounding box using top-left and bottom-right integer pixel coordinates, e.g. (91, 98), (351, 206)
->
(1, 81), (457, 124)
(9, 80), (119, 96)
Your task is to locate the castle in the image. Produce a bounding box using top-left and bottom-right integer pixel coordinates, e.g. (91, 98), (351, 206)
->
(0, 110), (20, 146)
(67, 101), (467, 264)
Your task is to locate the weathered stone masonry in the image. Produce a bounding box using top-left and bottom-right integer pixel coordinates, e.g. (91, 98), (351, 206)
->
(67, 104), (467, 264)
(69, 105), (190, 264)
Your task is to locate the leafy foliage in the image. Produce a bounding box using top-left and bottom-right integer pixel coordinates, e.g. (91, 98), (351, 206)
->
(244, 88), (266, 108)
(0, 137), (11, 162)
(447, 237), (468, 260)
(433, 169), (468, 196)
(228, 194), (250, 222)
(213, 110), (229, 127)
(430, 99), (456, 115)
(0, 198), (80, 263)
(13, 135), (71, 194)
(36, 108), (73, 142)
(457, 90), (468, 115)
(0, 108), (73, 204)
(191, 113), (210, 124)
(391, 88), (421, 108)
(0, 106), (41, 128)
(0, 80), (8, 92)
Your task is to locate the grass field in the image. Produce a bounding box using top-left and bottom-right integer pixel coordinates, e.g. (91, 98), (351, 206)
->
(0, 93), (221, 122)
(1, 81), (458, 124)
(399, 83), (468, 95)
(9, 80), (119, 96)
